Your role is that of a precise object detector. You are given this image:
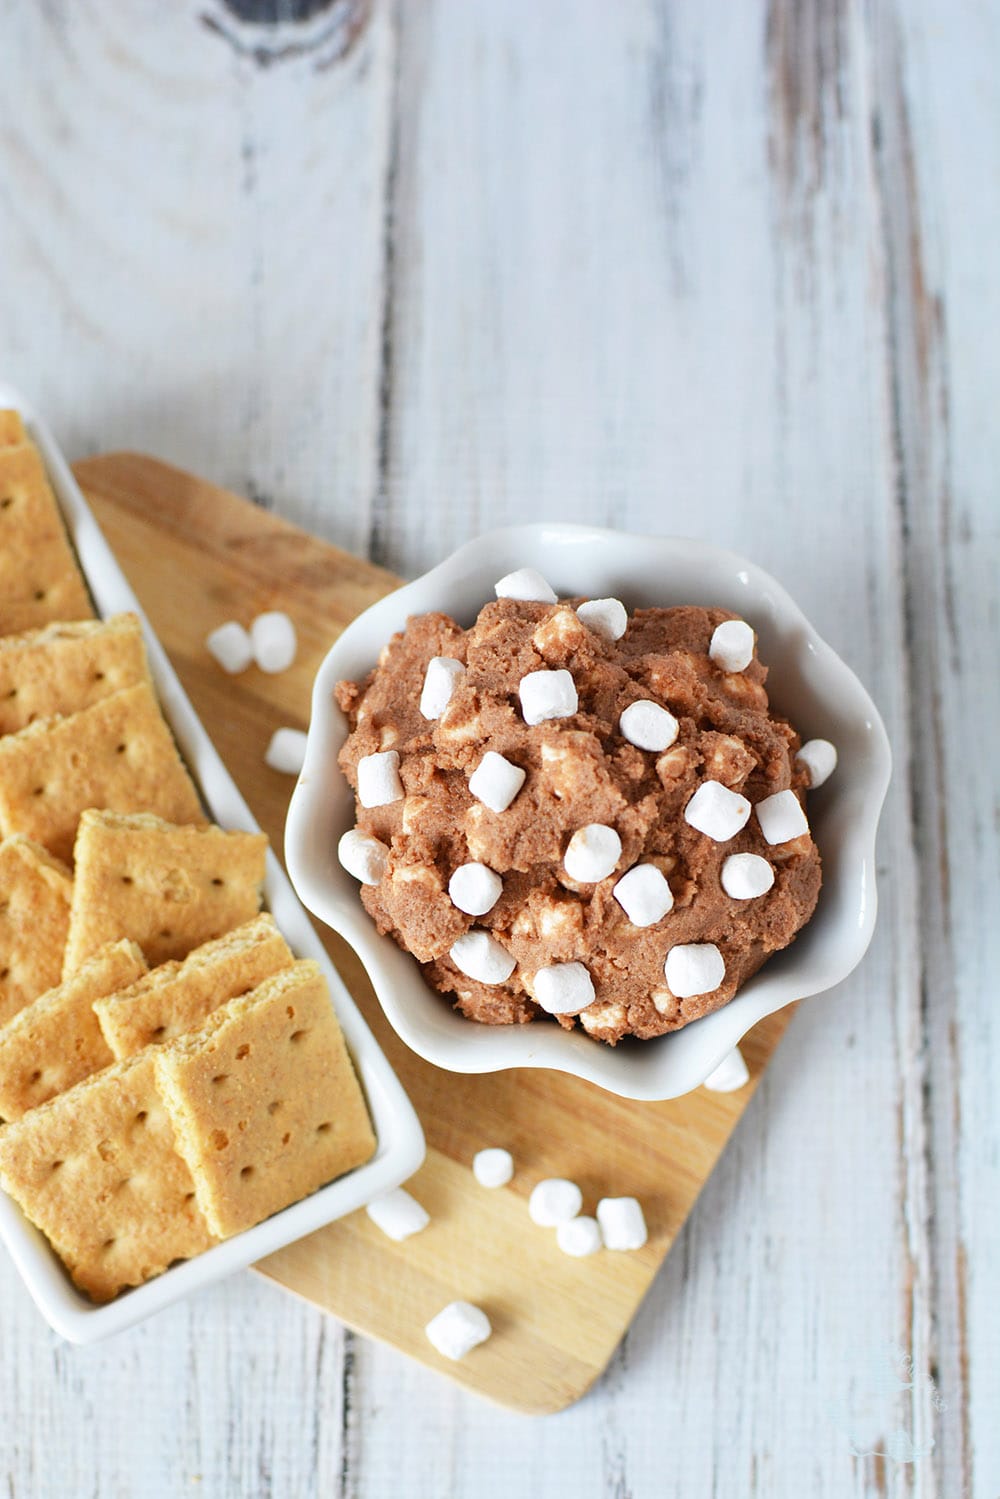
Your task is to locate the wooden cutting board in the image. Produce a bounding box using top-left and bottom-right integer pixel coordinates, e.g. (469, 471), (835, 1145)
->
(73, 453), (794, 1415)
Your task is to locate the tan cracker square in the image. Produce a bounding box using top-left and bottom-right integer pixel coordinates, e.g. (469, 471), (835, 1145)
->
(0, 836), (73, 1025)
(0, 614), (150, 737)
(0, 443), (92, 634)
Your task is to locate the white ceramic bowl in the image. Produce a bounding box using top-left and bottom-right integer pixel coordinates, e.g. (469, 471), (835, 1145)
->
(286, 525), (891, 1102)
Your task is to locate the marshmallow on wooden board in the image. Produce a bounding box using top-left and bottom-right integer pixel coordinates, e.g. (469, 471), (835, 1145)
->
(472, 1148), (514, 1188)
(557, 1216), (603, 1258)
(755, 788), (809, 845)
(684, 780), (751, 842)
(264, 727), (307, 775)
(448, 862), (503, 916)
(597, 1197), (648, 1251)
(468, 751), (526, 813)
(357, 750), (404, 808)
(576, 597), (628, 642)
(529, 1178), (583, 1226)
(519, 668), (578, 725)
(425, 1301), (492, 1360)
(664, 942), (726, 998)
(720, 852), (774, 900)
(619, 700), (679, 752)
(337, 829), (389, 885)
(449, 930), (516, 985)
(495, 567), (558, 604)
(613, 864), (674, 926)
(563, 824), (622, 883)
(796, 738), (838, 788)
(366, 1187), (430, 1242)
(703, 1047), (750, 1093)
(532, 962), (595, 1015)
(250, 610), (297, 674)
(420, 656), (465, 719)
(206, 621), (254, 674)
(709, 618), (755, 673)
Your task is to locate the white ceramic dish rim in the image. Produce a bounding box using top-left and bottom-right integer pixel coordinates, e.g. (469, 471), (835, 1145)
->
(286, 523), (892, 1103)
(0, 380), (425, 1344)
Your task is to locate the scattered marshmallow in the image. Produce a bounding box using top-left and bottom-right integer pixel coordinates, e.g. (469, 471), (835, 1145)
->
(206, 621), (254, 675)
(755, 788), (810, 845)
(720, 852), (775, 900)
(619, 700), (679, 753)
(495, 567), (558, 605)
(563, 824), (622, 884)
(449, 930), (516, 985)
(337, 828), (388, 885)
(532, 962), (595, 1015)
(596, 1197), (648, 1251)
(529, 1178), (583, 1226)
(613, 864), (674, 926)
(703, 1047), (750, 1093)
(419, 656), (465, 719)
(796, 738), (838, 789)
(664, 942), (726, 999)
(684, 781), (751, 842)
(449, 862), (503, 916)
(576, 597), (628, 642)
(357, 749), (404, 808)
(468, 751), (526, 813)
(264, 727), (308, 775)
(519, 668), (578, 726)
(425, 1301), (492, 1361)
(472, 1148), (514, 1189)
(557, 1216), (603, 1258)
(709, 619), (755, 673)
(366, 1187), (430, 1242)
(250, 610), (297, 674)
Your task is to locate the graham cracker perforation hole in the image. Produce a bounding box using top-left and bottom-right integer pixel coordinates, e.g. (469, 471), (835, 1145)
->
(211, 1074), (229, 1086)
(240, 1166), (254, 1180)
(235, 1044), (250, 1061)
(31, 786), (44, 797)
(150, 1026), (165, 1041)
(316, 1122), (332, 1135)
(211, 877), (224, 887)
(0, 496), (12, 510)
(120, 875), (133, 886)
(289, 1030), (308, 1045)
(211, 1129), (228, 1150)
(33, 589), (46, 602)
(267, 1101), (282, 1115)
(134, 1110), (148, 1126)
(29, 1069), (41, 1084)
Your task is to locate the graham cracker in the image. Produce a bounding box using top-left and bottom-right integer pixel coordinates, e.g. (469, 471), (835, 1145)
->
(0, 442), (92, 634)
(155, 960), (376, 1239)
(0, 836), (73, 1026)
(0, 614), (150, 737)
(0, 681), (205, 863)
(95, 913), (294, 1060)
(0, 1050), (215, 1301)
(0, 940), (147, 1121)
(0, 411), (26, 448)
(64, 810), (268, 974)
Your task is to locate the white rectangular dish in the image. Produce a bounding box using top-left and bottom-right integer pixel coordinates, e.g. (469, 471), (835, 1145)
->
(0, 380), (425, 1343)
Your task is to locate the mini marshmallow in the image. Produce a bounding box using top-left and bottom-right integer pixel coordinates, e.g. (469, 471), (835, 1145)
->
(264, 727), (308, 775)
(519, 668), (578, 726)
(495, 567), (558, 604)
(468, 751), (526, 813)
(532, 962), (595, 1015)
(529, 1178), (583, 1226)
(613, 864), (674, 926)
(357, 749), (404, 808)
(703, 1047), (750, 1093)
(563, 824), (622, 884)
(449, 930), (516, 985)
(420, 656), (465, 719)
(664, 942), (726, 998)
(472, 1148), (514, 1189)
(619, 700), (679, 753)
(365, 1187), (430, 1242)
(756, 788), (810, 845)
(720, 852), (775, 900)
(796, 738), (838, 789)
(576, 597), (628, 642)
(250, 610), (297, 674)
(206, 621), (254, 675)
(597, 1197), (648, 1251)
(709, 618), (755, 673)
(557, 1215), (603, 1258)
(425, 1301), (492, 1361)
(337, 828), (389, 885)
(449, 862), (503, 916)
(684, 780), (751, 842)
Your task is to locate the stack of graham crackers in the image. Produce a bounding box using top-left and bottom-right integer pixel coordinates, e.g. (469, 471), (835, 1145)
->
(0, 412), (375, 1302)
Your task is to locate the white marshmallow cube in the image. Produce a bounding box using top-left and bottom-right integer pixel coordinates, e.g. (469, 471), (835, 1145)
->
(449, 862), (503, 916)
(250, 610), (297, 674)
(449, 930), (516, 985)
(337, 829), (388, 885)
(420, 656), (465, 720)
(357, 750), (404, 808)
(720, 852), (775, 900)
(468, 751), (526, 813)
(495, 567), (558, 605)
(519, 668), (578, 726)
(472, 1148), (514, 1189)
(613, 864), (674, 926)
(756, 788), (810, 845)
(557, 1215), (603, 1258)
(365, 1187), (430, 1242)
(564, 823), (622, 884)
(703, 1047), (750, 1093)
(597, 1197), (648, 1251)
(425, 1301), (492, 1361)
(529, 1178), (583, 1226)
(619, 700), (679, 752)
(684, 781), (751, 842)
(206, 621), (254, 675)
(532, 962), (595, 1015)
(664, 942), (726, 998)
(264, 727), (308, 776)
(709, 619), (755, 673)
(576, 597), (628, 642)
(796, 738), (838, 788)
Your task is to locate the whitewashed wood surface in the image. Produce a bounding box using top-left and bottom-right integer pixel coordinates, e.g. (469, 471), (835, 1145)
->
(1, 1), (997, 1495)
